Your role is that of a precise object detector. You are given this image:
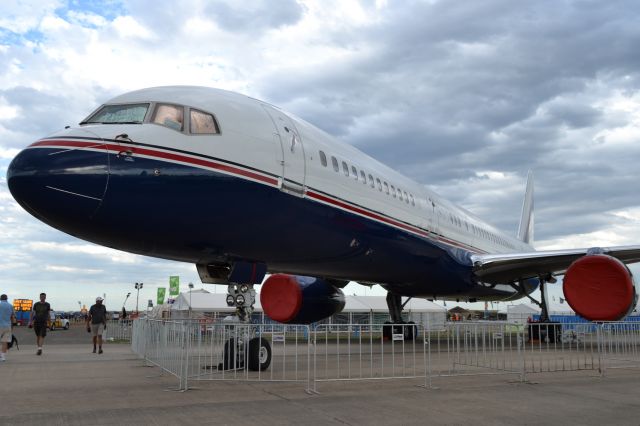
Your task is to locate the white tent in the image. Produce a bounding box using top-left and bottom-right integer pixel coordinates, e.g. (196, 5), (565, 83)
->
(402, 297), (447, 330)
(170, 290), (244, 319)
(169, 290), (446, 328)
(339, 295), (447, 330)
(506, 304), (539, 325)
(172, 290), (234, 311)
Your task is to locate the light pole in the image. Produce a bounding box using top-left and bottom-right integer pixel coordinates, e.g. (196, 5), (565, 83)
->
(122, 292), (131, 318)
(135, 282), (143, 314)
(188, 282), (194, 319)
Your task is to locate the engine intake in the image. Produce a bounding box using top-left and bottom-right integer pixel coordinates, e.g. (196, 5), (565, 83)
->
(563, 254), (637, 321)
(260, 274), (345, 324)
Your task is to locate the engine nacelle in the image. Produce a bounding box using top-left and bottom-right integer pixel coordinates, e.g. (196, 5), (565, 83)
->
(563, 254), (638, 321)
(260, 274), (345, 324)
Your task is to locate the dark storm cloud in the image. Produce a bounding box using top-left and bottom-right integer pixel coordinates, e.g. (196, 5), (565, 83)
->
(254, 0), (640, 243)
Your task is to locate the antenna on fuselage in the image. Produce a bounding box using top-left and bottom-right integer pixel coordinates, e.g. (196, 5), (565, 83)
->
(517, 170), (534, 245)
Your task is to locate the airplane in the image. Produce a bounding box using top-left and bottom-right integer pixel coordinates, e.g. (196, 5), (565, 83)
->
(7, 86), (640, 357)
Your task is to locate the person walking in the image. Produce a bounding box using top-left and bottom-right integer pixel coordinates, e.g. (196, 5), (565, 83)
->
(0, 294), (16, 362)
(87, 297), (107, 354)
(29, 293), (51, 356)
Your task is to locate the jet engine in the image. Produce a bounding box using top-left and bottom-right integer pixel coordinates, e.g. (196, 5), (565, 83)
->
(563, 254), (638, 321)
(260, 274), (345, 324)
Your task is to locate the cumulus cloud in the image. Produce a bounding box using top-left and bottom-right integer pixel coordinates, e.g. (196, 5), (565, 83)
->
(204, 0), (304, 34)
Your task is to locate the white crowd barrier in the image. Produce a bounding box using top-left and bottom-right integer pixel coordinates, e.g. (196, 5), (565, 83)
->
(104, 319), (134, 341)
(130, 319), (640, 392)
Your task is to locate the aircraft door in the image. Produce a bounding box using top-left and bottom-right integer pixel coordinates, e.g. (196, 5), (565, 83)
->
(263, 106), (306, 196)
(425, 197), (437, 236)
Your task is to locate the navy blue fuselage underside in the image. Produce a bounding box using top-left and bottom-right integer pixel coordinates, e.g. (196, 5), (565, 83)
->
(9, 146), (530, 299)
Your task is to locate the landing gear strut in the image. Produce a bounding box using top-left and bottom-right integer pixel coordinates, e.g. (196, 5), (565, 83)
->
(523, 276), (562, 343)
(218, 283), (272, 371)
(225, 283), (256, 322)
(523, 276), (556, 323)
(383, 292), (417, 341)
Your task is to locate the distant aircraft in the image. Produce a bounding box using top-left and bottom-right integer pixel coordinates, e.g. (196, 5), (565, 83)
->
(7, 86), (640, 329)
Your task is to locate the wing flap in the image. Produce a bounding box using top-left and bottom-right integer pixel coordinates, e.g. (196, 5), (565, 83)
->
(471, 245), (640, 284)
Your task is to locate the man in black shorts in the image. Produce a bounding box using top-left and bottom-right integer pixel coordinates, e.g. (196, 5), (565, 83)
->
(87, 297), (108, 354)
(29, 293), (51, 355)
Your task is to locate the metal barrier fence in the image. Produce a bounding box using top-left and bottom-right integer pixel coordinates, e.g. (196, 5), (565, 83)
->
(130, 320), (640, 392)
(104, 319), (134, 341)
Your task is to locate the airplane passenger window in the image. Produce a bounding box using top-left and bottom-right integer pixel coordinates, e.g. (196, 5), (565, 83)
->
(319, 151), (327, 167)
(376, 178), (382, 191)
(368, 174), (374, 188)
(351, 166), (358, 180)
(410, 194), (415, 206)
(332, 156), (339, 172)
(360, 170), (366, 183)
(190, 109), (219, 134)
(398, 191), (403, 202)
(384, 182), (389, 194)
(152, 104), (184, 131)
(404, 192), (409, 203)
(342, 161), (349, 177)
(391, 186), (396, 197)
(83, 103), (149, 124)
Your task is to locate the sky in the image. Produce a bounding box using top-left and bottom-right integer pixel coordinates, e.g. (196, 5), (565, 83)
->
(1, 0), (640, 312)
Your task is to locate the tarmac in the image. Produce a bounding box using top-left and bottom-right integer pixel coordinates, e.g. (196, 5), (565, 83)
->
(2, 325), (640, 425)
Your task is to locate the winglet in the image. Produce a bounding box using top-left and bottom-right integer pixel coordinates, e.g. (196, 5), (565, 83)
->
(517, 170), (534, 245)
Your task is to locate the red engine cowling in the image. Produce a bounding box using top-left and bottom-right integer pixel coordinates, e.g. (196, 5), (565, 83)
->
(260, 274), (345, 324)
(563, 254), (638, 321)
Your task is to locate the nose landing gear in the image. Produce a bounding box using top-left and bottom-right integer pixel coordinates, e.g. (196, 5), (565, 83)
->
(219, 283), (272, 371)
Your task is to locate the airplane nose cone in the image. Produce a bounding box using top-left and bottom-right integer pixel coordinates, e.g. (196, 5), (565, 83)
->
(7, 140), (109, 232)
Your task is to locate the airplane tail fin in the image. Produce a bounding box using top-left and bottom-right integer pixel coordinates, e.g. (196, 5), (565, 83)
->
(517, 170), (534, 245)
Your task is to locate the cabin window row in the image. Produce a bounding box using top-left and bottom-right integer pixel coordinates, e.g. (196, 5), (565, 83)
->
(450, 214), (514, 249)
(318, 150), (416, 207)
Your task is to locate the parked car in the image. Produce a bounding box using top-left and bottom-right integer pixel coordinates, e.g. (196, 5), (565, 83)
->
(49, 312), (70, 330)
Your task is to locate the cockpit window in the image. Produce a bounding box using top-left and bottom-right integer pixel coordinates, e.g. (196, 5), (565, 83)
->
(82, 103), (149, 124)
(152, 104), (184, 131)
(190, 109), (219, 134)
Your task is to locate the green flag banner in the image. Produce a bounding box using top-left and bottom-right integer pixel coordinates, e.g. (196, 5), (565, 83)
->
(157, 287), (166, 305)
(169, 276), (180, 295)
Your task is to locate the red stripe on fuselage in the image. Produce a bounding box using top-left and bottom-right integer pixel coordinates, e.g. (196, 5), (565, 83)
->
(29, 139), (485, 255)
(30, 139), (279, 186)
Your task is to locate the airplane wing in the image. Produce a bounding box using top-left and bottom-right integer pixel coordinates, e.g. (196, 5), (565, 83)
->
(471, 245), (640, 284)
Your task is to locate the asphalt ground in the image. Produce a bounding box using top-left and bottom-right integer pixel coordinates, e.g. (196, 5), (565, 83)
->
(11, 321), (91, 347)
(2, 324), (640, 425)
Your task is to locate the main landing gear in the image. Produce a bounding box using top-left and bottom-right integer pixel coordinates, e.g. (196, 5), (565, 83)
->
(523, 275), (556, 323)
(219, 283), (272, 371)
(382, 292), (418, 341)
(523, 276), (562, 343)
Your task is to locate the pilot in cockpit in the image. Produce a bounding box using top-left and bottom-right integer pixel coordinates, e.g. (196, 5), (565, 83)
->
(152, 104), (184, 131)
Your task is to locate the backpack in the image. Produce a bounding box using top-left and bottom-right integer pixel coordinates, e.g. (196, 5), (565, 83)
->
(7, 334), (18, 350)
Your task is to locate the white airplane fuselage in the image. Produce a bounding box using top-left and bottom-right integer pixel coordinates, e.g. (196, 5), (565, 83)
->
(7, 86), (537, 302)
